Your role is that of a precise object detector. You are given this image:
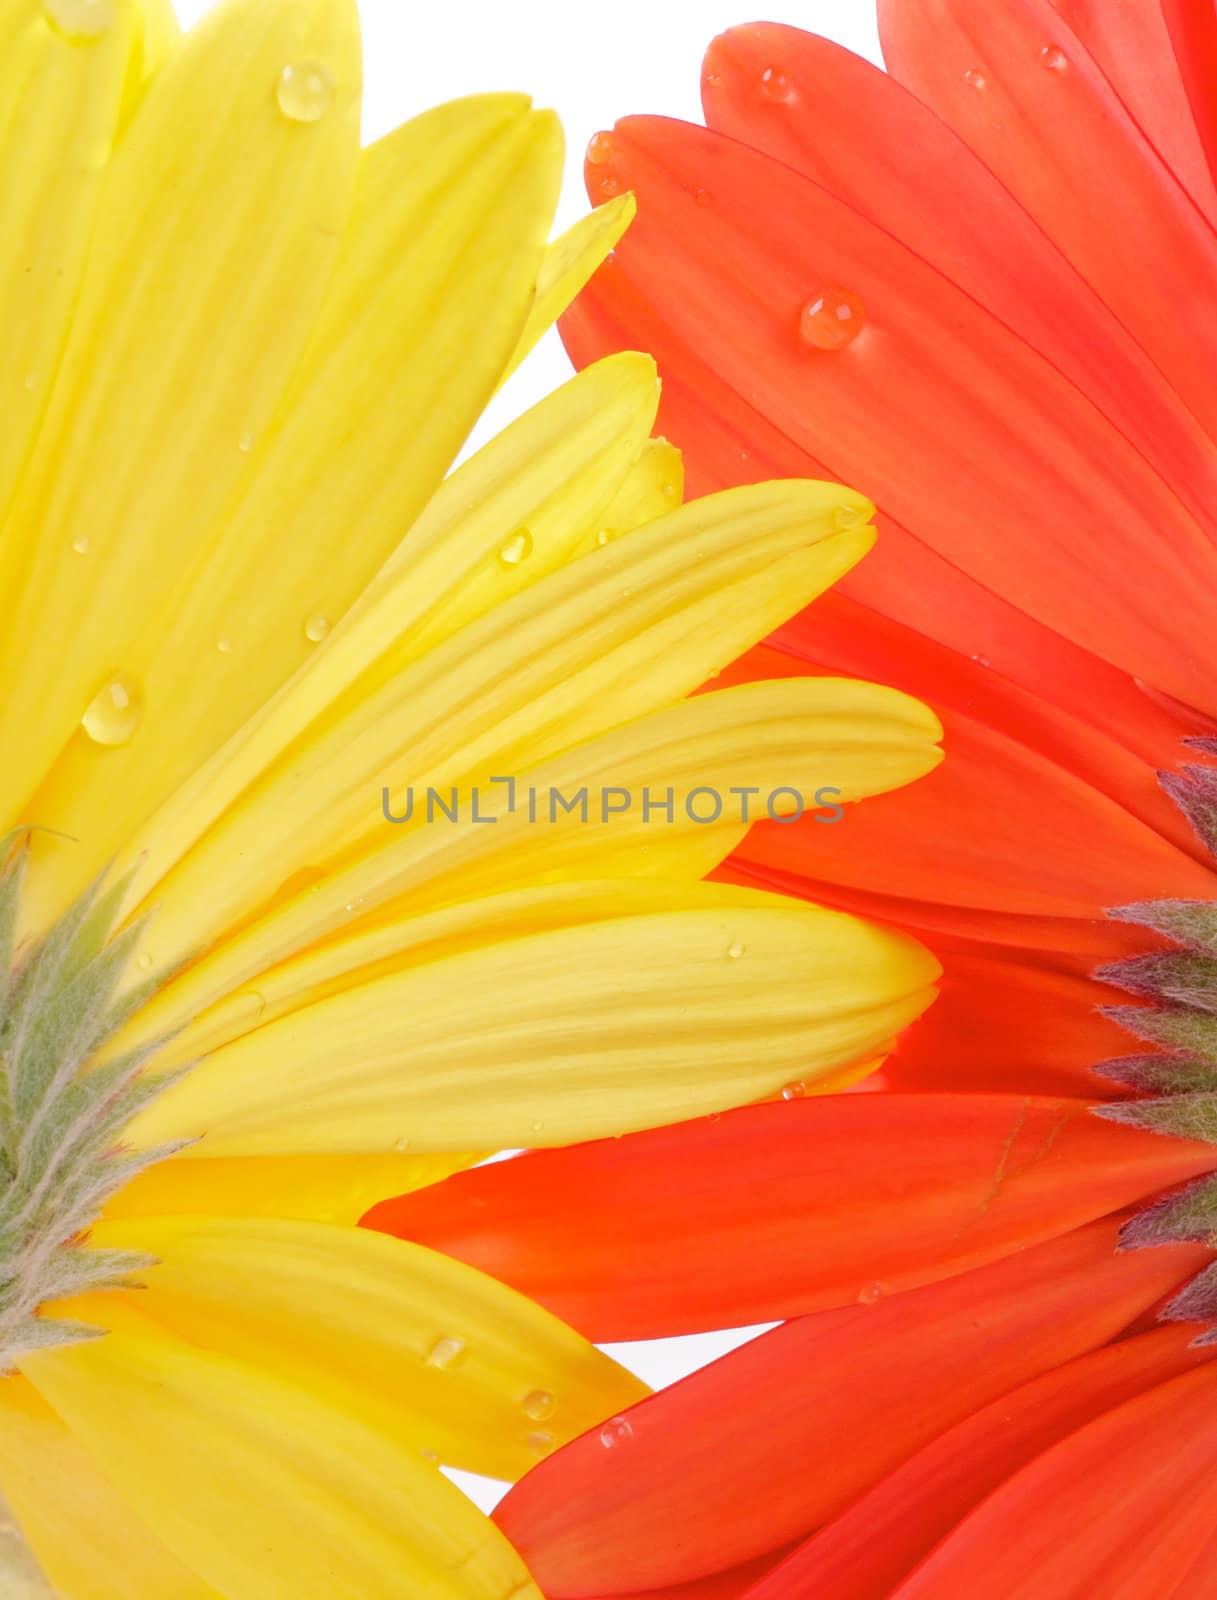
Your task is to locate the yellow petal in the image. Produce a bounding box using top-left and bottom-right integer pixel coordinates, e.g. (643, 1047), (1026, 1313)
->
(90, 1215), (648, 1481)
(502, 192), (636, 381)
(104, 1149), (482, 1224)
(0, 1377), (219, 1599)
(116, 676), (940, 1054)
(0, 0), (157, 528)
(1, 0), (363, 855)
(117, 478), (878, 985)
(579, 435), (685, 554)
(100, 350), (660, 954)
(22, 1302), (541, 1598)
(127, 891), (939, 1156)
(24, 95), (567, 933)
(140, 880), (765, 1068)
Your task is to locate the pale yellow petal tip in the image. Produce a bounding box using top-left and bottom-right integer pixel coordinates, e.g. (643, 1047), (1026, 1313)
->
(528, 103), (564, 165)
(590, 347), (658, 390)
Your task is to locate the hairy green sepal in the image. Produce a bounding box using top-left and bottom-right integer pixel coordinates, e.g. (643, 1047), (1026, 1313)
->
(0, 843), (182, 1370)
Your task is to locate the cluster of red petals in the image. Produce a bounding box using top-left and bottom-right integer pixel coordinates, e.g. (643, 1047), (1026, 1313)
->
(369, 2), (1217, 1594)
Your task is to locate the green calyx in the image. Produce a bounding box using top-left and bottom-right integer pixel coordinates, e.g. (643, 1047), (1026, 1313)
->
(0, 840), (182, 1372)
(1094, 757), (1217, 1332)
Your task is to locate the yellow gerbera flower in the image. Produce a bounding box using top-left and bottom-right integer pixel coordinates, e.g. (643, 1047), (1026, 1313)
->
(0, 0), (943, 1593)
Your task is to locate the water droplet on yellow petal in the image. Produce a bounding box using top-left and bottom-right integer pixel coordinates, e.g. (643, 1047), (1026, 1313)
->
(964, 67), (987, 89)
(527, 1431), (556, 1457)
(727, 941), (746, 960)
(833, 503), (868, 531)
(137, 953), (154, 972)
(304, 615), (330, 644)
(498, 528), (534, 567)
(759, 66), (793, 102)
(237, 431), (254, 454)
(81, 676), (142, 746)
(586, 131), (615, 166)
(216, 637), (232, 654)
(523, 1390), (555, 1422)
(599, 1417), (633, 1449)
(277, 61), (335, 124)
(781, 1080), (808, 1101)
(426, 1335), (466, 1370)
(421, 1448), (440, 1464)
(799, 288), (866, 351)
(1040, 44), (1067, 71)
(71, 535), (90, 555)
(44, 0), (114, 40)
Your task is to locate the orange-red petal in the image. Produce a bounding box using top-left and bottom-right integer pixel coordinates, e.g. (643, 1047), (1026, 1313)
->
(1054, 0), (1217, 218)
(495, 1221), (1213, 1593)
(701, 22), (1217, 523)
(891, 1359), (1217, 1599)
(566, 117), (1217, 713)
(742, 1324), (1214, 1599)
(369, 1097), (1217, 1340)
(877, 0), (1217, 443)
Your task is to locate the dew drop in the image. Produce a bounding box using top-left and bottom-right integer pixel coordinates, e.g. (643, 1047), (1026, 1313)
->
(421, 1448), (440, 1464)
(23, 374), (36, 393)
(781, 1080), (808, 1101)
(759, 66), (793, 102)
(595, 174), (622, 198)
(44, 0), (115, 40)
(964, 67), (987, 90)
(71, 535), (91, 555)
(1040, 44), (1067, 71)
(694, 187), (713, 208)
(599, 1416), (634, 1449)
(304, 614), (330, 644)
(522, 1389), (555, 1421)
(857, 1282), (883, 1306)
(237, 431), (254, 454)
(727, 940), (746, 960)
(393, 1135), (410, 1152)
(426, 1335), (466, 1370)
(81, 676), (142, 746)
(833, 503), (868, 531)
(595, 528), (612, 547)
(704, 70), (723, 89)
(277, 61), (335, 124)
(224, 989), (266, 1025)
(799, 288), (866, 352)
(137, 953), (154, 972)
(498, 527), (534, 567)
(527, 1431), (556, 1457)
(586, 131), (615, 166)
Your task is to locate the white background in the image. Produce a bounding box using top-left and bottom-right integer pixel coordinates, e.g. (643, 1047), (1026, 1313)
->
(172, 0), (883, 1507)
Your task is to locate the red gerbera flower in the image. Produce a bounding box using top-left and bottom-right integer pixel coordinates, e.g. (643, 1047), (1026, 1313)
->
(368, 3), (1217, 1595)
